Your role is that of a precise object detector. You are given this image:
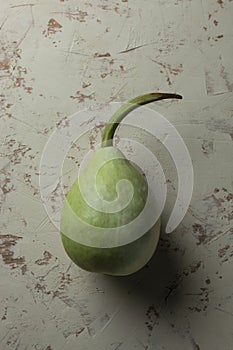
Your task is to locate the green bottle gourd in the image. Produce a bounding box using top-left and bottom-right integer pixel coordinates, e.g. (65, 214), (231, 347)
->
(61, 92), (182, 276)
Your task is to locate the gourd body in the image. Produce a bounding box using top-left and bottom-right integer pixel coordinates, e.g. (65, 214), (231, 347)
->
(61, 147), (160, 275)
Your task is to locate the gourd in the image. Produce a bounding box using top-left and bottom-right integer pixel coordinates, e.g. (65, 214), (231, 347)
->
(61, 92), (182, 275)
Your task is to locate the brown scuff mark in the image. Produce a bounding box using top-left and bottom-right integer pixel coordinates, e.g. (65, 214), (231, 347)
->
(220, 63), (233, 92)
(0, 234), (27, 274)
(165, 261), (203, 304)
(70, 90), (95, 103)
(94, 52), (111, 58)
(218, 243), (233, 263)
(89, 134), (95, 150)
(100, 73), (109, 79)
(5, 139), (32, 165)
(85, 2), (93, 7)
(1, 306), (8, 321)
(201, 140), (213, 156)
(183, 261), (203, 276)
(13, 67), (32, 93)
(0, 45), (33, 94)
(43, 18), (63, 37)
(210, 34), (224, 42)
(1, 177), (15, 195)
(208, 9), (218, 20)
(206, 56), (233, 95)
(48, 18), (63, 33)
(192, 223), (207, 245)
(202, 188), (233, 223)
(51, 10), (88, 22)
(190, 336), (201, 350)
(88, 123), (106, 150)
(144, 305), (160, 349)
(165, 272), (183, 304)
(205, 70), (215, 95)
(51, 272), (78, 307)
(0, 140), (33, 203)
(100, 62), (126, 79)
(226, 192), (233, 201)
(0, 94), (13, 119)
(78, 300), (95, 331)
(98, 4), (112, 10)
(82, 82), (91, 89)
(188, 286), (210, 313)
(97, 3), (128, 15)
(204, 193), (225, 207)
(35, 251), (53, 266)
(204, 116), (233, 139)
(56, 116), (70, 128)
(45, 345), (53, 350)
(151, 59), (183, 86)
(95, 122), (107, 130)
(0, 54), (10, 72)
(21, 264), (27, 274)
(35, 282), (51, 295)
(218, 244), (230, 258)
(22, 171), (39, 197)
(63, 326), (85, 339)
(145, 305), (160, 331)
(75, 327), (85, 337)
(217, 0), (224, 7)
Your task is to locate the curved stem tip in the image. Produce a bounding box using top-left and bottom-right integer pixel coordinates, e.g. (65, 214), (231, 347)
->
(101, 92), (182, 147)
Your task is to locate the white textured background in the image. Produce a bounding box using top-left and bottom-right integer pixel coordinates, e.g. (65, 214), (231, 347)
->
(0, 1), (233, 349)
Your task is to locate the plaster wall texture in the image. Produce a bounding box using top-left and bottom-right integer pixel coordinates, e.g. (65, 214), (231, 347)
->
(0, 1), (233, 349)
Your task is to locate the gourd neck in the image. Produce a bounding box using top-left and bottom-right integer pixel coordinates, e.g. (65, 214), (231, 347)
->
(101, 92), (182, 147)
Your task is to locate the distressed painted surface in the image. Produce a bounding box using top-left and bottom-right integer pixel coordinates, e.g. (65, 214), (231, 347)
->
(0, 0), (233, 349)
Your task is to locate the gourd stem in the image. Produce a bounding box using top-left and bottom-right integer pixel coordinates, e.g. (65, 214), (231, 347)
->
(101, 92), (182, 147)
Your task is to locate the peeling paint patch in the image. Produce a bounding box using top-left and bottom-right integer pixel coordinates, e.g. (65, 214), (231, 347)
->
(1, 177), (15, 195)
(203, 188), (233, 222)
(192, 223), (207, 245)
(70, 90), (95, 103)
(188, 286), (210, 312)
(218, 244), (233, 264)
(0, 43), (33, 93)
(0, 234), (26, 273)
(151, 59), (183, 86)
(35, 251), (53, 266)
(43, 18), (63, 37)
(217, 0), (224, 8)
(56, 116), (70, 128)
(218, 244), (230, 258)
(1, 306), (8, 321)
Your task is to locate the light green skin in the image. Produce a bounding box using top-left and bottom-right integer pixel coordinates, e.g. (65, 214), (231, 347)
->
(61, 92), (182, 275)
(61, 147), (160, 276)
